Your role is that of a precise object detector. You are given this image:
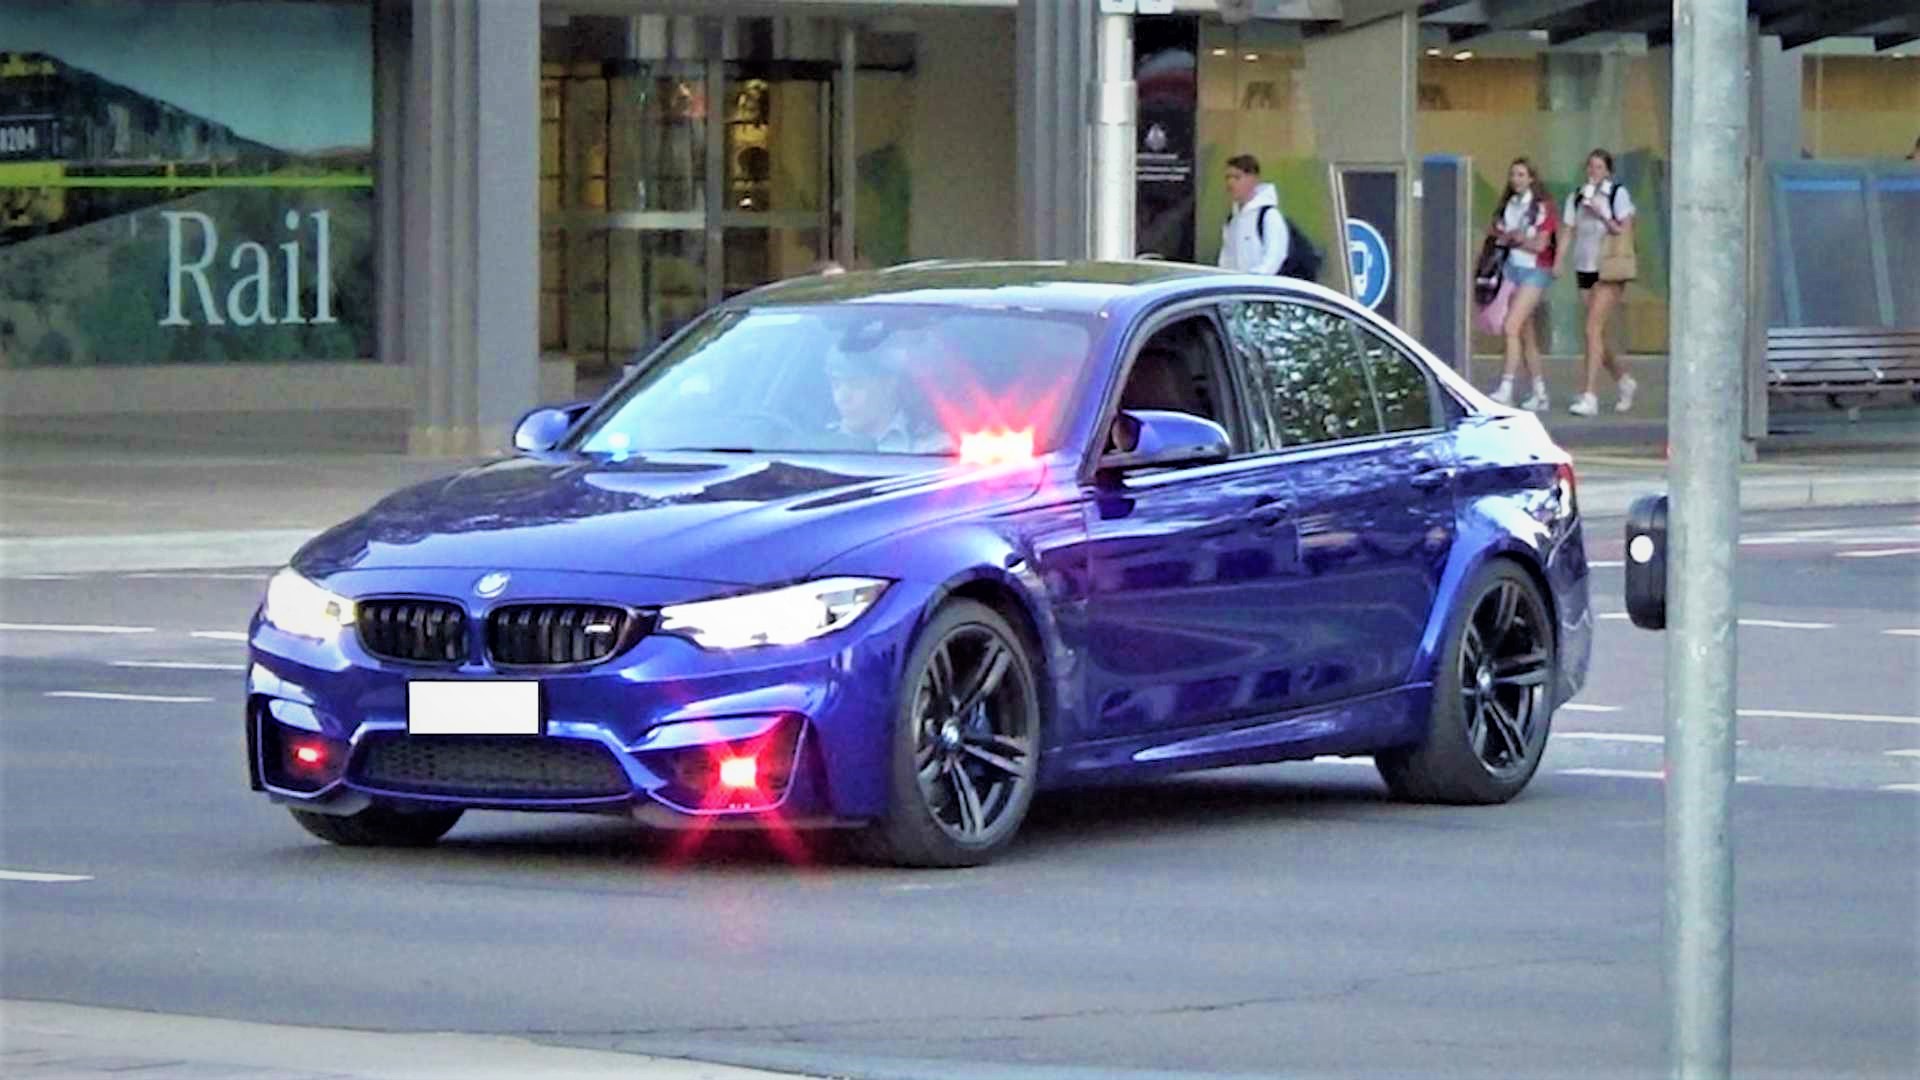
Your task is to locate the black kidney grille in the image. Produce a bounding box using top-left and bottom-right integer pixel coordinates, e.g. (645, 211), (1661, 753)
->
(487, 604), (641, 667)
(357, 600), (468, 664)
(352, 734), (632, 799)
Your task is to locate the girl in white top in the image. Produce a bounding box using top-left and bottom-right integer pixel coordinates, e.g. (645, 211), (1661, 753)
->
(1559, 148), (1639, 416)
(1487, 158), (1559, 411)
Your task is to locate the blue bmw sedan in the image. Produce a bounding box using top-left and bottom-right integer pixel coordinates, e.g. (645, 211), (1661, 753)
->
(247, 261), (1591, 867)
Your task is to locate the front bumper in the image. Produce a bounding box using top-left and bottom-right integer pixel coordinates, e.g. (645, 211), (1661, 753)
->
(247, 570), (925, 827)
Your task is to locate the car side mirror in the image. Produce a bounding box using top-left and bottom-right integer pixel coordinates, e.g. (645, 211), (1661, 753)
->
(1098, 410), (1231, 473)
(512, 403), (591, 453)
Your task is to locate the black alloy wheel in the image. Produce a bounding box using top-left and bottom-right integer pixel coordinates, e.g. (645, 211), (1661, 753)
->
(1377, 561), (1556, 804)
(853, 600), (1041, 867)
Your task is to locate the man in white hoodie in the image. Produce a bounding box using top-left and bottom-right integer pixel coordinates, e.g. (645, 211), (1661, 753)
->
(1218, 154), (1289, 275)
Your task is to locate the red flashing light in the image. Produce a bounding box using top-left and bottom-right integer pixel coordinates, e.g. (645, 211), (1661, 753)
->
(958, 427), (1036, 467)
(293, 744), (325, 767)
(718, 755), (759, 791)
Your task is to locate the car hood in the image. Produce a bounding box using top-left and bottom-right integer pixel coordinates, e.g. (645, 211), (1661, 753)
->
(294, 452), (1044, 585)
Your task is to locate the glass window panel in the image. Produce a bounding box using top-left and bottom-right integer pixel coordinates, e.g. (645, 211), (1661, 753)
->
(1355, 328), (1434, 433)
(1223, 300), (1383, 449)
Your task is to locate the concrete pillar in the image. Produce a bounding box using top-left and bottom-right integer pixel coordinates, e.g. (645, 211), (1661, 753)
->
(1016, 0), (1096, 259)
(1303, 13), (1418, 328)
(386, 0), (540, 457)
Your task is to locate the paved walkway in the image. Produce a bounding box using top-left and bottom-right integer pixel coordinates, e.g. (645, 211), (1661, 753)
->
(1, 1000), (808, 1079)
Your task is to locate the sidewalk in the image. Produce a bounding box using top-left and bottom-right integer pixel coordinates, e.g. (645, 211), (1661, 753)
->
(1, 1000), (810, 1079)
(2, 406), (1916, 578)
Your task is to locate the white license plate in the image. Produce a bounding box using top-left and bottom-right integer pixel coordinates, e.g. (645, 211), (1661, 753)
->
(407, 681), (541, 736)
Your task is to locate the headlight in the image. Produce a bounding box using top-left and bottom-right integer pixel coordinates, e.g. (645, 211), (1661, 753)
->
(263, 568), (356, 640)
(657, 577), (888, 650)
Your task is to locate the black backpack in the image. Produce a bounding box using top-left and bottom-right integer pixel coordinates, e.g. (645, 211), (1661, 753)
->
(1253, 205), (1323, 282)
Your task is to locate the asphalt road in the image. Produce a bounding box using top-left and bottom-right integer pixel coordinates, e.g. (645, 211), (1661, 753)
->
(2, 505), (1916, 1080)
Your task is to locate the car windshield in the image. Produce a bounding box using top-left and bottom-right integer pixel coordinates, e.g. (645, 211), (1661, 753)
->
(572, 304), (1098, 458)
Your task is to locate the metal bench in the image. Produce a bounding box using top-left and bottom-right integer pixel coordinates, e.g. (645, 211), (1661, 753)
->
(1765, 326), (1920, 415)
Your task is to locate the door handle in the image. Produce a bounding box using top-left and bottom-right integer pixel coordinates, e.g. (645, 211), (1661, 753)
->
(1410, 467), (1456, 491)
(1248, 503), (1291, 527)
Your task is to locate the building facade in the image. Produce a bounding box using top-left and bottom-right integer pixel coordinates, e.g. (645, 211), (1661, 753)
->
(1, 0), (1914, 451)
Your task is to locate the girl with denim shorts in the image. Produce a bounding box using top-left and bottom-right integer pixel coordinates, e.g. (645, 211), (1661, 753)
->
(1487, 158), (1560, 411)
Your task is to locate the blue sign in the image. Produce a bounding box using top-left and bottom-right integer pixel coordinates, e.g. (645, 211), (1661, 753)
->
(1346, 218), (1392, 311)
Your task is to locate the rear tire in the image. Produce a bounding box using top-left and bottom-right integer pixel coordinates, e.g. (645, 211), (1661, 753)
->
(850, 600), (1042, 868)
(1377, 561), (1556, 805)
(290, 806), (464, 847)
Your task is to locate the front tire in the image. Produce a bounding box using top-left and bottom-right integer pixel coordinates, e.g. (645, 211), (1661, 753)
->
(851, 600), (1042, 868)
(290, 806), (464, 847)
(1377, 561), (1556, 804)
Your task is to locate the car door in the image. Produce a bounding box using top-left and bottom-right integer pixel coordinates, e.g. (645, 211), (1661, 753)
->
(1219, 296), (1458, 707)
(1076, 306), (1309, 740)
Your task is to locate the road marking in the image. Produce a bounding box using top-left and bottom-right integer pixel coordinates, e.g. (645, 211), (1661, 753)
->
(44, 691), (214, 704)
(1738, 619), (1833, 630)
(1562, 703), (1622, 713)
(1558, 732), (1663, 744)
(1310, 755), (1374, 766)
(1837, 547), (1920, 559)
(1739, 708), (1920, 726)
(1561, 768), (1758, 783)
(1598, 612), (1630, 621)
(1883, 749), (1920, 759)
(1884, 629), (1920, 638)
(190, 630), (248, 642)
(1879, 784), (1920, 794)
(1589, 560), (1625, 568)
(15, 574), (78, 581)
(0, 622), (154, 635)
(110, 660), (248, 673)
(0, 869), (93, 883)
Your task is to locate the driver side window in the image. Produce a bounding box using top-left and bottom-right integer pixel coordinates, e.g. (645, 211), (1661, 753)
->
(1111, 315), (1238, 453)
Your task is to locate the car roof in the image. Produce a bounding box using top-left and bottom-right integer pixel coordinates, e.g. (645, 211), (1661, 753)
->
(729, 259), (1238, 315)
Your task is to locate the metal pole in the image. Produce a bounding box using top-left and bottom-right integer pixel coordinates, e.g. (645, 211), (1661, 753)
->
(1090, 9), (1135, 261)
(1666, 1), (1750, 1077)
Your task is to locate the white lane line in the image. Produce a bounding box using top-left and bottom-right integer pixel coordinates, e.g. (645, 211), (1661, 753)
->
(1589, 560), (1625, 568)
(110, 660), (248, 673)
(1558, 732), (1664, 745)
(1310, 756), (1374, 766)
(1598, 612), (1630, 621)
(1562, 703), (1623, 713)
(1879, 784), (1920, 794)
(1738, 619), (1834, 630)
(0, 869), (93, 883)
(44, 691), (214, 704)
(15, 574), (78, 581)
(1884, 629), (1920, 638)
(1883, 749), (1920, 759)
(1561, 768), (1759, 783)
(0, 622), (154, 635)
(1837, 547), (1920, 559)
(190, 630), (248, 642)
(1739, 708), (1920, 726)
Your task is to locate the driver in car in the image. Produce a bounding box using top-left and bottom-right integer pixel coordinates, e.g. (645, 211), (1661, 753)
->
(825, 337), (954, 453)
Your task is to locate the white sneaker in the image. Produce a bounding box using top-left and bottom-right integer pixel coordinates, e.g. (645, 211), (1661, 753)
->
(1521, 389), (1551, 412)
(1568, 393), (1600, 417)
(1615, 374), (1638, 413)
(1489, 382), (1516, 406)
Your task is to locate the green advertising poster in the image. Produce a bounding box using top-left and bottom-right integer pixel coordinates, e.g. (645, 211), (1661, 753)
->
(0, 0), (374, 367)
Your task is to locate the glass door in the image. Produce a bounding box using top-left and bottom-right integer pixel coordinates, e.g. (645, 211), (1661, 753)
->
(713, 62), (835, 300)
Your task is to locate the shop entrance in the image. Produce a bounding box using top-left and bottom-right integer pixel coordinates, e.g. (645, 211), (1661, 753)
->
(541, 19), (842, 385)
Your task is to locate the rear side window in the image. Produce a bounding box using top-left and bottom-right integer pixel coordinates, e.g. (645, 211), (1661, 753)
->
(1353, 327), (1437, 433)
(1222, 300), (1382, 450)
